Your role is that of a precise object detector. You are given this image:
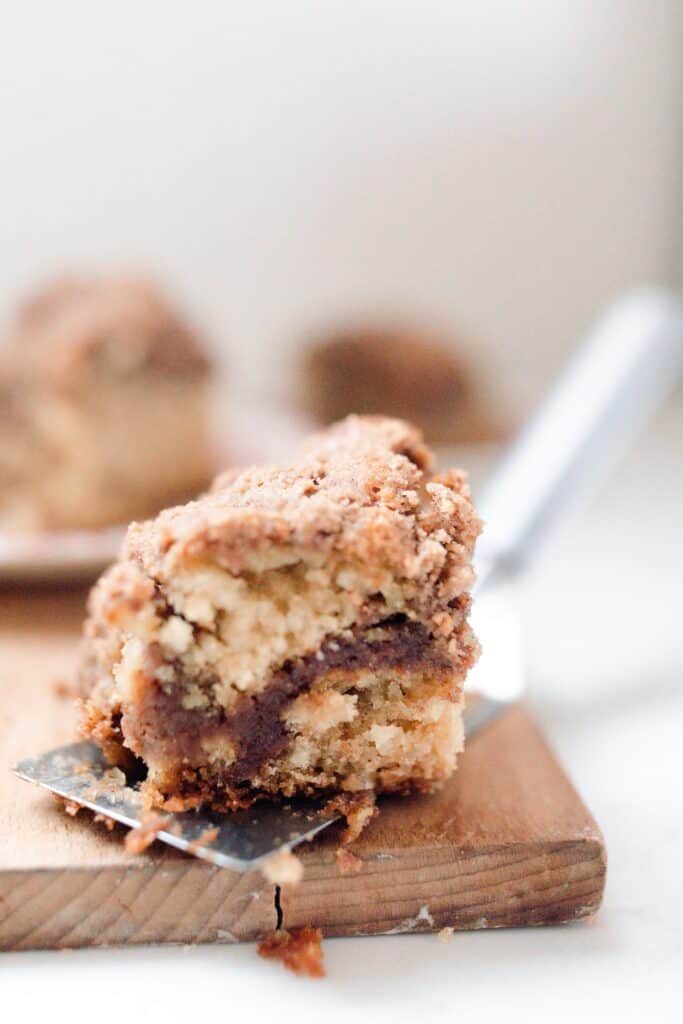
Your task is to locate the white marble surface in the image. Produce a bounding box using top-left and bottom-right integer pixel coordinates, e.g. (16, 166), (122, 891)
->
(3, 399), (682, 1023)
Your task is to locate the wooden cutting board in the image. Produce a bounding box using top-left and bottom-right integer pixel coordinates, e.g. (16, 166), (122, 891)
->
(0, 587), (606, 951)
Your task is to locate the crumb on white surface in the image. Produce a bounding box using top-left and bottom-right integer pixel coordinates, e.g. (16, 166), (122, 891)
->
(257, 926), (324, 978)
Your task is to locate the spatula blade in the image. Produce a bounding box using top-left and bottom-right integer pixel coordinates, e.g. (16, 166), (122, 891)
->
(14, 740), (337, 871)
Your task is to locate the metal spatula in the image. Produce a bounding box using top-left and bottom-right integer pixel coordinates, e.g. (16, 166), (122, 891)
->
(14, 290), (682, 871)
(14, 740), (336, 870)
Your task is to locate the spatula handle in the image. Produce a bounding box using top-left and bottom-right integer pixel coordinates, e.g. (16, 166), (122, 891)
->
(475, 289), (683, 591)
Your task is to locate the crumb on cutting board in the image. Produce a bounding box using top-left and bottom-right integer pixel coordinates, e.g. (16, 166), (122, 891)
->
(52, 677), (76, 699)
(336, 848), (362, 875)
(257, 927), (325, 978)
(438, 926), (455, 943)
(261, 848), (304, 886)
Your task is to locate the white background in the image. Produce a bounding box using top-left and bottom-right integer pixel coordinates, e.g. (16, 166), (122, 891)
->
(1, 0), (682, 403)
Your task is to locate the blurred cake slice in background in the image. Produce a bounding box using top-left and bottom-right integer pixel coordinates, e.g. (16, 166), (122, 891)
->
(0, 274), (215, 531)
(300, 325), (508, 445)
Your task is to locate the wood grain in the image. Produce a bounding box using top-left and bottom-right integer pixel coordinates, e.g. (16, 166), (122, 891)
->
(0, 588), (606, 951)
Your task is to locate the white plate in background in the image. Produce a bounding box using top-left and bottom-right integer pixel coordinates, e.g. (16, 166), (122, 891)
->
(0, 403), (315, 585)
(0, 525), (126, 584)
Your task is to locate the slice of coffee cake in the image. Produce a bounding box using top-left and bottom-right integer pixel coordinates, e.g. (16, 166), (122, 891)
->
(300, 325), (505, 444)
(0, 274), (214, 530)
(78, 416), (481, 810)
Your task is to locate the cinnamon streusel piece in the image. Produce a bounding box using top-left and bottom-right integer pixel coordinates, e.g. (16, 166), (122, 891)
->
(78, 416), (480, 810)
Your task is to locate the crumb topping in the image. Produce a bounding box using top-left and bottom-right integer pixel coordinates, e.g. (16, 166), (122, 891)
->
(116, 414), (479, 612)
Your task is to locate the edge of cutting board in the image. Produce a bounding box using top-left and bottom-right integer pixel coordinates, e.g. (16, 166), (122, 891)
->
(1, 703), (606, 951)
